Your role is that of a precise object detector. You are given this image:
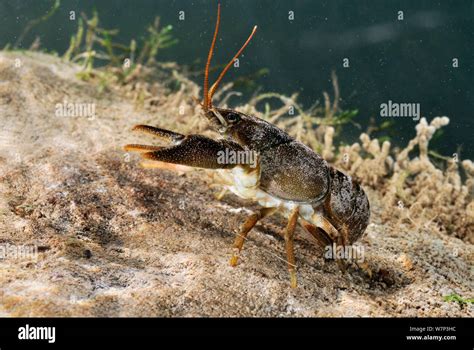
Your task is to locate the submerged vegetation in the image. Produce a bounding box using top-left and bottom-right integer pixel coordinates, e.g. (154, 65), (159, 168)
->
(443, 294), (474, 309)
(13, 0), (61, 49)
(62, 8), (178, 88)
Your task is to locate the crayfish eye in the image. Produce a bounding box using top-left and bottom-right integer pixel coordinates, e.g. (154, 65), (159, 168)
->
(226, 112), (241, 124)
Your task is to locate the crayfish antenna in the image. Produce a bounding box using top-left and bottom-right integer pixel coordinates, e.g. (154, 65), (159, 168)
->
(203, 3), (221, 111)
(207, 25), (257, 104)
(201, 3), (258, 110)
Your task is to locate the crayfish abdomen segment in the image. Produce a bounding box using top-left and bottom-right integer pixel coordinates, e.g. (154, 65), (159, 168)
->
(323, 168), (370, 245)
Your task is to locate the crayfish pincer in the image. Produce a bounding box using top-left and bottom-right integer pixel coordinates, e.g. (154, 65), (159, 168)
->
(124, 4), (370, 288)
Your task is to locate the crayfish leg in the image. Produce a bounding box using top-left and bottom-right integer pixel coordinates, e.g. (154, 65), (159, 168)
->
(229, 207), (276, 267)
(300, 218), (332, 248)
(284, 206), (299, 289)
(309, 213), (350, 273)
(215, 188), (228, 200)
(311, 213), (339, 242)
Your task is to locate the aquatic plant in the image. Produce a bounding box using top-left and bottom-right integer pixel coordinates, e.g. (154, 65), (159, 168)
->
(14, 0), (61, 49)
(137, 17), (178, 66)
(443, 293), (474, 309)
(337, 117), (473, 242)
(61, 8), (178, 87)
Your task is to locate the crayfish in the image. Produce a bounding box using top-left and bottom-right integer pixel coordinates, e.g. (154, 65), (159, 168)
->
(125, 4), (370, 288)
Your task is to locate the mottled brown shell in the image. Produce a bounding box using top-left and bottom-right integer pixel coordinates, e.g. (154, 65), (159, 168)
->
(323, 167), (370, 244)
(259, 141), (330, 204)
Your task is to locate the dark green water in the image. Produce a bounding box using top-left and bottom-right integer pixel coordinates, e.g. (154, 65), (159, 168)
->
(1, 0), (473, 158)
